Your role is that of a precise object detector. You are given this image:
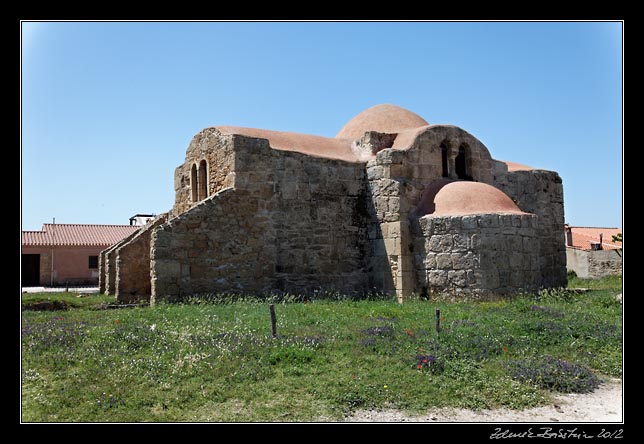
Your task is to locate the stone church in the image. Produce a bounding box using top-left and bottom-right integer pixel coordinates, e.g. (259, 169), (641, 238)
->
(100, 104), (566, 304)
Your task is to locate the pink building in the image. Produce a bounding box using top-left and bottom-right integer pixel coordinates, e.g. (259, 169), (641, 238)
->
(564, 226), (623, 279)
(22, 224), (140, 286)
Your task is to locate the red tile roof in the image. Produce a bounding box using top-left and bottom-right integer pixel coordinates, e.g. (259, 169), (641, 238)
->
(22, 224), (140, 247)
(566, 226), (622, 251)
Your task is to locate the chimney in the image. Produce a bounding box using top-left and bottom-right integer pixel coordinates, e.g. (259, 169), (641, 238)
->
(564, 225), (573, 247)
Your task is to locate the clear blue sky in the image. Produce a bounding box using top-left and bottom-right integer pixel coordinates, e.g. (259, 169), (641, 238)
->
(21, 21), (622, 231)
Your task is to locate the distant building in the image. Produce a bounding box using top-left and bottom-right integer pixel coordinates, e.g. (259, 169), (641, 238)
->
(129, 214), (156, 226)
(22, 223), (139, 286)
(565, 225), (622, 278)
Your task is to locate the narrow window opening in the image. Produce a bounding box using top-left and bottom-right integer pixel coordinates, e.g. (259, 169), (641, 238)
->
(191, 164), (198, 202)
(198, 159), (208, 200)
(455, 146), (472, 180)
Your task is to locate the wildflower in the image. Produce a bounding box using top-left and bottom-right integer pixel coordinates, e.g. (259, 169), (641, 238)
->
(422, 359), (428, 363)
(383, 385), (388, 389)
(417, 365), (422, 369)
(503, 347), (508, 353)
(404, 328), (414, 336)
(150, 324), (157, 332)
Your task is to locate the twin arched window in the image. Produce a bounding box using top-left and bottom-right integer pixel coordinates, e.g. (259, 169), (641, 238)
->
(440, 142), (472, 181)
(191, 160), (209, 202)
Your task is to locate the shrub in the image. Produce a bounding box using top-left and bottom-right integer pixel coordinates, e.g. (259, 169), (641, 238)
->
(507, 356), (600, 393)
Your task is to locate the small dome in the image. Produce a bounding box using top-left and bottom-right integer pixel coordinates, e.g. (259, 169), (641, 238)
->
(415, 179), (527, 217)
(336, 104), (429, 140)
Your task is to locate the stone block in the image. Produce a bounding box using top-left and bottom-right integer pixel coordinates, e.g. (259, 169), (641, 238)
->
(424, 253), (437, 268)
(388, 197), (400, 214)
(512, 215), (523, 227)
(495, 253), (509, 271)
(506, 235), (523, 252)
(155, 260), (181, 278)
(479, 214), (499, 228)
(470, 233), (481, 249)
(448, 270), (467, 287)
(452, 233), (469, 252)
(451, 252), (473, 270)
(428, 270), (448, 287)
(461, 215), (478, 230)
(428, 234), (453, 253)
(417, 217), (433, 236)
(367, 166), (384, 180)
(436, 253), (452, 269)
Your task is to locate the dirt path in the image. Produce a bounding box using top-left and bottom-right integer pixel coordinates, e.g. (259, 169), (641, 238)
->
(345, 379), (622, 422)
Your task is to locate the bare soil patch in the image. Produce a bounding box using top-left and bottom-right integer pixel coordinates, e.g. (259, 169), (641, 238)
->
(345, 379), (622, 423)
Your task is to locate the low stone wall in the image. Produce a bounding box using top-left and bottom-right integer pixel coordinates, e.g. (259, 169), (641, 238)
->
(115, 214), (168, 303)
(412, 213), (540, 299)
(566, 247), (622, 279)
(99, 229), (140, 295)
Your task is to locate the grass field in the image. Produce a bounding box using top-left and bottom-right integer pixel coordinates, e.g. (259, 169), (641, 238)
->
(21, 275), (622, 422)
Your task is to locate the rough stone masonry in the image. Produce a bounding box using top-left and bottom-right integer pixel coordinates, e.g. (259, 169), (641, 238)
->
(100, 104), (566, 304)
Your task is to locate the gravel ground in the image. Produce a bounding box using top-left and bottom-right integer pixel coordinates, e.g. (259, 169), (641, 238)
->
(344, 379), (622, 423)
(21, 286), (99, 294)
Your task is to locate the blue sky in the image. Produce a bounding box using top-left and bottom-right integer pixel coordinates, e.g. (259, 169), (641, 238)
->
(21, 21), (622, 231)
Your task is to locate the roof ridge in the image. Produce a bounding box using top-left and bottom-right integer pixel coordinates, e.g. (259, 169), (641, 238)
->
(41, 223), (136, 227)
(569, 226), (621, 229)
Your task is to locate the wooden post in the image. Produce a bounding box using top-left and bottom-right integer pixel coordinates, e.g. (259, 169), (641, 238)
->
(269, 304), (277, 338)
(435, 308), (441, 333)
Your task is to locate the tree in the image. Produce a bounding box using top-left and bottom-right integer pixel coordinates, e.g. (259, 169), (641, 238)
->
(612, 233), (622, 243)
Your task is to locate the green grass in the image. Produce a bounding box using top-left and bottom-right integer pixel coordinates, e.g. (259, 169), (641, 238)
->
(21, 276), (622, 422)
(21, 291), (116, 310)
(568, 274), (623, 291)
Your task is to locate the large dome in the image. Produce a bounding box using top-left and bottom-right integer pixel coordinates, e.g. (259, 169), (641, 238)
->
(414, 179), (527, 217)
(336, 104), (429, 140)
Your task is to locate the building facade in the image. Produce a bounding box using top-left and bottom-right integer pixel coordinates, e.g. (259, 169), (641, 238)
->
(565, 226), (622, 279)
(101, 104), (567, 303)
(22, 224), (139, 286)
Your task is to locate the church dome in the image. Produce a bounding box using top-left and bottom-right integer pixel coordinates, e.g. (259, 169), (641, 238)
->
(336, 104), (429, 140)
(415, 179), (527, 217)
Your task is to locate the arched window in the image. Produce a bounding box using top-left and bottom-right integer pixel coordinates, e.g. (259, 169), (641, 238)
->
(455, 145), (472, 180)
(198, 159), (208, 200)
(440, 142), (449, 178)
(191, 164), (198, 202)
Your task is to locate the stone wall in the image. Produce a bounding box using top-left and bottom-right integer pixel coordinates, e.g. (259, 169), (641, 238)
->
(123, 121), (568, 303)
(365, 153), (410, 301)
(172, 128), (236, 216)
(566, 248), (623, 279)
(151, 136), (370, 303)
(115, 214), (168, 303)
(99, 229), (140, 295)
(412, 213), (540, 299)
(398, 125), (495, 187)
(493, 168), (567, 288)
(362, 126), (495, 301)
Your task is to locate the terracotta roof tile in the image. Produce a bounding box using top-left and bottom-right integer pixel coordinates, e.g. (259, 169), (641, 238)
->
(567, 226), (622, 251)
(22, 224), (140, 247)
